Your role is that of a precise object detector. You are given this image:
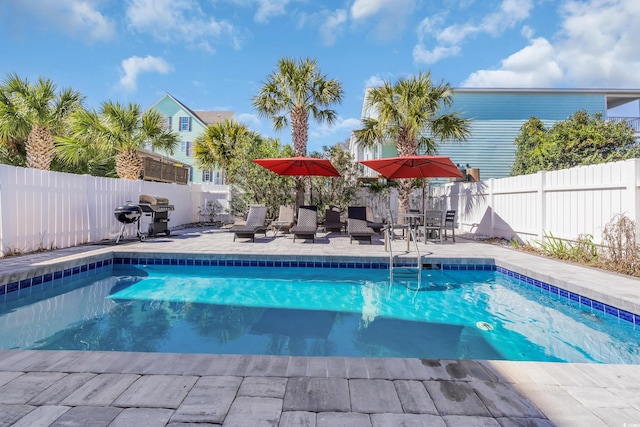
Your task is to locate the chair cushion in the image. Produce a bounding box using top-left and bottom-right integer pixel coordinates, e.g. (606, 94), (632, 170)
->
(348, 218), (375, 236)
(291, 207), (318, 237)
(245, 205), (267, 227)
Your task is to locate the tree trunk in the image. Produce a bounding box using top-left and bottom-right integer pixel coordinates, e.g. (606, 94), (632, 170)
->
(290, 106), (308, 156)
(26, 125), (55, 170)
(396, 131), (417, 223)
(116, 149), (143, 180)
(291, 105), (309, 206)
(295, 178), (305, 208)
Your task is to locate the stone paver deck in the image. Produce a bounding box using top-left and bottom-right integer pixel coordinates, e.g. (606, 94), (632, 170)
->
(1, 227), (640, 426)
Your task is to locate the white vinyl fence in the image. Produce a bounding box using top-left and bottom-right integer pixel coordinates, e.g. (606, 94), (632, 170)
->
(0, 164), (231, 257)
(433, 158), (640, 245)
(2, 159), (639, 256)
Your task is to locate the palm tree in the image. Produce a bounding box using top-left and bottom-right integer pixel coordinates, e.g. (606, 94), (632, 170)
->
(0, 73), (84, 170)
(252, 57), (343, 205)
(352, 72), (471, 213)
(193, 119), (255, 183)
(57, 101), (178, 180)
(253, 57), (343, 156)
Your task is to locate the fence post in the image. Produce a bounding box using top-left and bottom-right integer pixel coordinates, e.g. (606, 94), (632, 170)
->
(537, 170), (546, 242)
(0, 165), (6, 255)
(488, 178), (495, 236)
(626, 159), (640, 232)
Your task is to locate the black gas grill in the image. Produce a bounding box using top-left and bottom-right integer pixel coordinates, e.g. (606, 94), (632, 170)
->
(138, 194), (175, 236)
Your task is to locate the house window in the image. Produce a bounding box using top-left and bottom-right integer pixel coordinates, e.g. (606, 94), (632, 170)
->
(202, 169), (212, 182)
(179, 116), (191, 131)
(185, 141), (193, 157)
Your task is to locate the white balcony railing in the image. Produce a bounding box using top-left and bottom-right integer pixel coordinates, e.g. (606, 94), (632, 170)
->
(608, 116), (640, 134)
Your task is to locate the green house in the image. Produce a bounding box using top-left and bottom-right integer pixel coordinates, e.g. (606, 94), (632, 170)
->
(352, 88), (640, 179)
(147, 93), (234, 184)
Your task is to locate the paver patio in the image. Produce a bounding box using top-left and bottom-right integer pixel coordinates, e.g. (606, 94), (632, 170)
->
(0, 227), (639, 426)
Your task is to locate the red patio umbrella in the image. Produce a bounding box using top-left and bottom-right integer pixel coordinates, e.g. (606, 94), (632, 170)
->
(359, 155), (463, 179)
(360, 156), (462, 247)
(253, 156), (340, 177)
(253, 156), (340, 205)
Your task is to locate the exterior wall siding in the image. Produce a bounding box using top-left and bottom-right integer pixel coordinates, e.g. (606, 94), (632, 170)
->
(449, 91), (606, 120)
(354, 89), (625, 180)
(436, 91), (607, 179)
(436, 119), (555, 179)
(152, 96), (207, 184)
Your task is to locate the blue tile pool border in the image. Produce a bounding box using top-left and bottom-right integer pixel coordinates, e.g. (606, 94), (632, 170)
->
(2, 254), (638, 327)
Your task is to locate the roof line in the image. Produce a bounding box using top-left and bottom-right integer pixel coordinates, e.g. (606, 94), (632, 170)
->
(147, 93), (207, 128)
(453, 87), (640, 95)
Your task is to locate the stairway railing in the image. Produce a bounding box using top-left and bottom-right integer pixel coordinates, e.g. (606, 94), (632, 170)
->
(386, 210), (422, 288)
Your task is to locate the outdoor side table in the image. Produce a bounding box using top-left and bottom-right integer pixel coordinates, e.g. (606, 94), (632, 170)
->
(271, 220), (290, 236)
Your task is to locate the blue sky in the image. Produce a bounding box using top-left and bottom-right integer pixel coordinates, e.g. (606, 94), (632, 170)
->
(2, 0), (639, 153)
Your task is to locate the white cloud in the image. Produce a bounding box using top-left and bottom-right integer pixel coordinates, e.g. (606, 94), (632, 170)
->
(119, 56), (173, 92)
(364, 75), (386, 88)
(69, 1), (115, 40)
(414, 0), (533, 64)
(255, 0), (292, 23)
(5, 0), (115, 41)
(126, 0), (238, 51)
(310, 117), (361, 140)
(236, 112), (262, 128)
(413, 44), (461, 64)
(350, 0), (416, 41)
(319, 9), (347, 46)
(307, 117), (363, 150)
(555, 0), (640, 87)
(463, 0), (640, 88)
(462, 38), (563, 87)
(350, 0), (393, 20)
(521, 25), (535, 39)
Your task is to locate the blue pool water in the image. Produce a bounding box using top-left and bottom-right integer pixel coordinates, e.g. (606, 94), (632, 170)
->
(1, 263), (639, 363)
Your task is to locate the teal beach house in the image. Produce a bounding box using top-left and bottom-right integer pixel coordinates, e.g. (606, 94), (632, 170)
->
(148, 93), (234, 185)
(351, 88), (640, 180)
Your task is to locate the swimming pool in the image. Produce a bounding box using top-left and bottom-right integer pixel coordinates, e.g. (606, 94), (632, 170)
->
(1, 259), (639, 363)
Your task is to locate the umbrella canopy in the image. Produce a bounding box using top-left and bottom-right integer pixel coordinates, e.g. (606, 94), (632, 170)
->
(360, 155), (462, 179)
(253, 156), (340, 177)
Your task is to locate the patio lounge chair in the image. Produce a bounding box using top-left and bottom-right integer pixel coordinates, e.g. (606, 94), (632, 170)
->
(324, 206), (344, 233)
(365, 206), (385, 233)
(230, 205), (268, 242)
(271, 205), (295, 235)
(348, 206), (375, 244)
(291, 206), (318, 242)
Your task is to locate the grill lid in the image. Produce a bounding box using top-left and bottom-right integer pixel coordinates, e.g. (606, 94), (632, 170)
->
(139, 194), (169, 205)
(114, 204), (142, 224)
